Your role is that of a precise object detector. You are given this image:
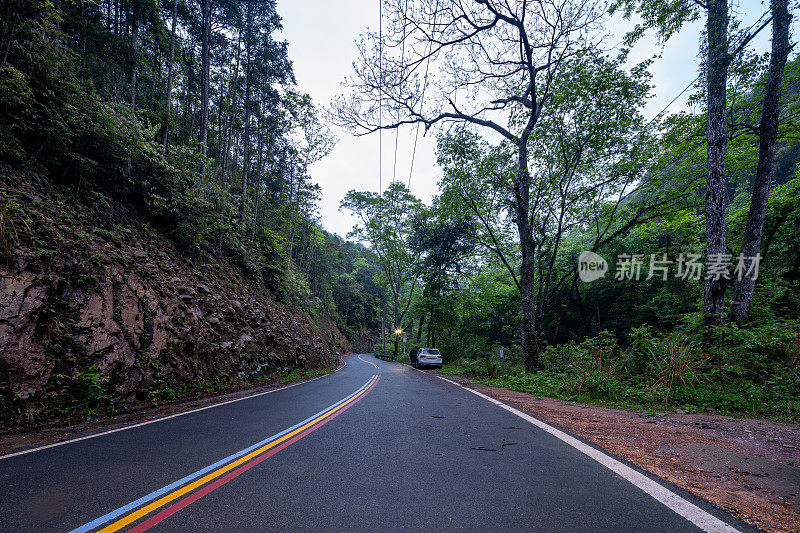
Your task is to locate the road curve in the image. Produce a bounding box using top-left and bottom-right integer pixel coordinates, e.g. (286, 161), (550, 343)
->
(0, 354), (752, 532)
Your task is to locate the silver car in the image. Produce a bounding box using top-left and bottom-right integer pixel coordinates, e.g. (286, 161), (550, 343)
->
(409, 347), (442, 368)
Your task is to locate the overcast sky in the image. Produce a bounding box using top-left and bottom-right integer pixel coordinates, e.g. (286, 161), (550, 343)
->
(277, 1), (774, 239)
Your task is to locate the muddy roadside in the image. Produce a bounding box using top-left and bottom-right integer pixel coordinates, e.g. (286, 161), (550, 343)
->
(442, 375), (800, 533)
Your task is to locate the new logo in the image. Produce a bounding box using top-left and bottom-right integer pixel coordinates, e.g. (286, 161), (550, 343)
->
(578, 251), (608, 283)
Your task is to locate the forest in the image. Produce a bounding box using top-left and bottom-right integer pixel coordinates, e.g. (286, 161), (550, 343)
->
(0, 0), (394, 425)
(0, 0), (798, 421)
(335, 0), (800, 418)
(0, 0), (386, 338)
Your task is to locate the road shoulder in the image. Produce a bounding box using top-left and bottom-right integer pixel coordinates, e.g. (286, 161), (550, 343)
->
(0, 361), (345, 458)
(440, 374), (800, 533)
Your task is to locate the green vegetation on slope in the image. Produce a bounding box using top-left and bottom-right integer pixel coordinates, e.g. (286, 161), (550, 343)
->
(0, 0), (386, 337)
(0, 0), (386, 429)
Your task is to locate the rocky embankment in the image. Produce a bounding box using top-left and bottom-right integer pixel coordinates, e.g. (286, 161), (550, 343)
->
(0, 172), (346, 428)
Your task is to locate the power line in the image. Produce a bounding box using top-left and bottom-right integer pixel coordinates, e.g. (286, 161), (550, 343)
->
(407, 0), (439, 190)
(646, 73), (701, 129)
(641, 8), (772, 130)
(378, 0), (383, 197)
(392, 126), (400, 184)
(406, 59), (431, 190)
(392, 0), (407, 186)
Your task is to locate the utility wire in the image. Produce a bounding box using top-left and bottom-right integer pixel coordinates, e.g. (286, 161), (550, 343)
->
(407, 0), (439, 190)
(378, 0), (383, 198)
(392, 0), (408, 186)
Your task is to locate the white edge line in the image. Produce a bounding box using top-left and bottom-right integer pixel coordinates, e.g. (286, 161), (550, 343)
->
(334, 357), (347, 373)
(436, 376), (739, 533)
(1, 361), (349, 461)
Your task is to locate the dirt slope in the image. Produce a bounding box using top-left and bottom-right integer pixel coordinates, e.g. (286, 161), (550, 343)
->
(0, 170), (347, 429)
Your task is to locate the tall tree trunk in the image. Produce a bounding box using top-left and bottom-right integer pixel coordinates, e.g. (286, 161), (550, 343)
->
(129, 3), (138, 109)
(286, 157), (296, 271)
(417, 312), (424, 343)
(218, 52), (234, 169)
(703, 0), (731, 326)
(426, 313), (432, 346)
(149, 48), (159, 111)
(218, 87), (226, 167)
(241, 101), (251, 218)
(200, 0), (211, 180)
(162, 0), (178, 152)
(240, 9), (253, 219)
(252, 116), (264, 240)
(393, 293), (400, 359)
(219, 67), (231, 174)
(286, 215), (296, 270)
(381, 305), (386, 355)
(184, 45), (195, 144)
(79, 0), (86, 70)
(515, 142), (541, 371)
(225, 37), (242, 176)
(220, 38), (241, 185)
(126, 1), (139, 179)
(730, 0), (792, 324)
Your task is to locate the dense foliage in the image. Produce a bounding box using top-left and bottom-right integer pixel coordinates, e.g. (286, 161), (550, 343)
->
(350, 7), (800, 417)
(0, 0), (385, 337)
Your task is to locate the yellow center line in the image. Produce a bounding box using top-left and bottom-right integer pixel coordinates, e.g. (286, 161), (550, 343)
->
(99, 375), (377, 533)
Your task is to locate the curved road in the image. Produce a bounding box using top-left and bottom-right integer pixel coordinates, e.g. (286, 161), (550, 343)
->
(0, 354), (752, 532)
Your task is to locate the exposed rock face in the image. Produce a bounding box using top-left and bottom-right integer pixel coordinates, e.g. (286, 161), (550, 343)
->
(0, 175), (347, 427)
(0, 271), (51, 400)
(0, 258), (336, 405)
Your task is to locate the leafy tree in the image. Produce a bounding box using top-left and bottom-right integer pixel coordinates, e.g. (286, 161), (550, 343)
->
(435, 52), (685, 353)
(342, 182), (423, 359)
(610, 0), (776, 325)
(731, 0), (793, 323)
(408, 202), (477, 349)
(334, 0), (607, 371)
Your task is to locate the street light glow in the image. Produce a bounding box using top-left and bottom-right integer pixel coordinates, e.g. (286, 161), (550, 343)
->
(394, 328), (403, 335)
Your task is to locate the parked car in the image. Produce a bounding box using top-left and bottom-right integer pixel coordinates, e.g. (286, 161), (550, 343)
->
(408, 347), (442, 368)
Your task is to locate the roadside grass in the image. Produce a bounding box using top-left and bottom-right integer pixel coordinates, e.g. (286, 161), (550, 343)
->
(436, 321), (800, 422)
(438, 359), (800, 421)
(0, 363), (337, 432)
(279, 367), (334, 384)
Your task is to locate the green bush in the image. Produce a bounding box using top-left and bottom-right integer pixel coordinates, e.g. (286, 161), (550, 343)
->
(443, 319), (800, 418)
(621, 325), (658, 374)
(650, 332), (708, 397)
(484, 356), (500, 378)
(541, 330), (619, 372)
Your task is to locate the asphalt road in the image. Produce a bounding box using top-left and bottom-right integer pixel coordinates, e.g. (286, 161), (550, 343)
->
(0, 354), (752, 532)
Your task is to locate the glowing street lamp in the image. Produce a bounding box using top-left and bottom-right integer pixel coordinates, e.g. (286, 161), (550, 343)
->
(394, 328), (403, 335)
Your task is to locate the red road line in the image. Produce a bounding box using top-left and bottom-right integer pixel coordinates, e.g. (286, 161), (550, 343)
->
(127, 376), (380, 533)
